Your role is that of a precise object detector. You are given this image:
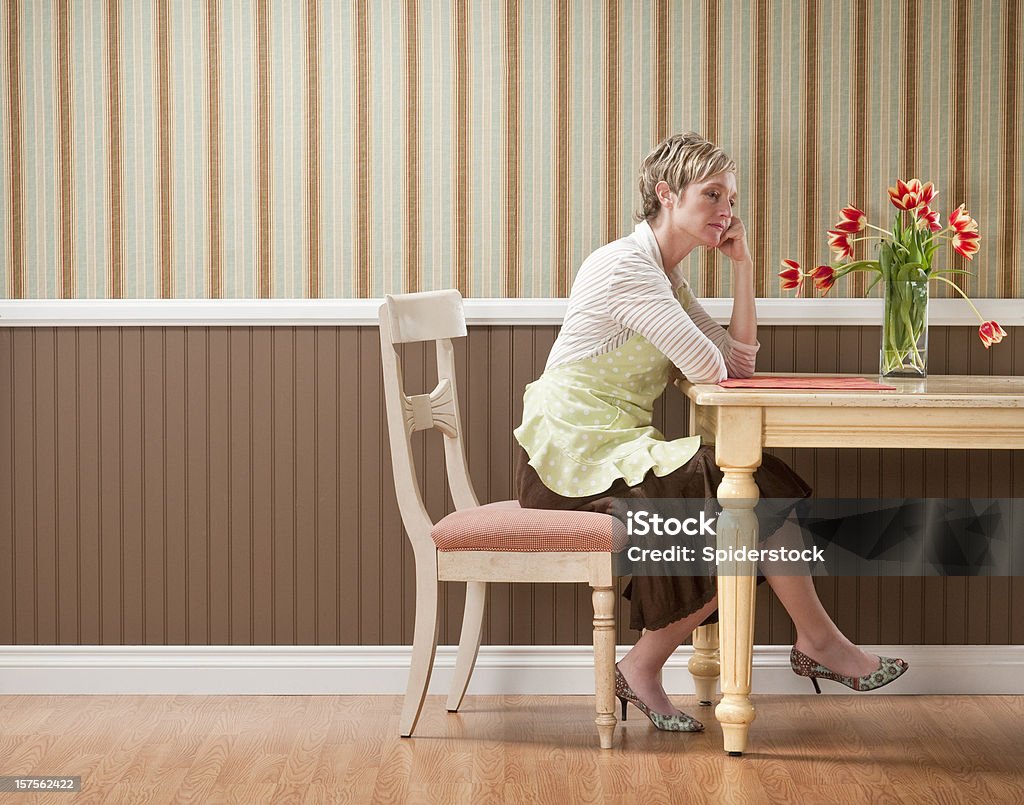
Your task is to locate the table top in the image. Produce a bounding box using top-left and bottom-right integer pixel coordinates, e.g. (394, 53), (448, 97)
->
(678, 373), (1024, 409)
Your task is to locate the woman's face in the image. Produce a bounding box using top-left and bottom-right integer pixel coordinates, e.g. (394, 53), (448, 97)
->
(659, 171), (737, 249)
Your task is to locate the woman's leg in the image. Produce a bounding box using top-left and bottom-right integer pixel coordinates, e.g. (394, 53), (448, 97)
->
(762, 573), (881, 676)
(616, 596), (719, 716)
(758, 518), (882, 676)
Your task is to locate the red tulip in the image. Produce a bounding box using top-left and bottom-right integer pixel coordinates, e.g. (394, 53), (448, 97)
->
(779, 259), (804, 290)
(835, 205), (867, 233)
(826, 229), (854, 260)
(952, 230), (981, 260)
(915, 205), (942, 233)
(888, 179), (922, 211)
(948, 203), (979, 233)
(978, 321), (1007, 349)
(917, 181), (937, 208)
(811, 265), (836, 293)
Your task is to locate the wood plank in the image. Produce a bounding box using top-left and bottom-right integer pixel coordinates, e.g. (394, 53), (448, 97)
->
(122, 328), (147, 644)
(250, 327), (275, 644)
(273, 328), (296, 645)
(294, 328), (318, 645)
(207, 328), (232, 645)
(357, 328), (382, 645)
(33, 329), (57, 644)
(139, 328), (166, 645)
(184, 327), (209, 645)
(228, 329), (253, 644)
(337, 329), (360, 645)
(55, 328), (78, 644)
(76, 330), (102, 644)
(0, 331), (14, 643)
(314, 328), (340, 646)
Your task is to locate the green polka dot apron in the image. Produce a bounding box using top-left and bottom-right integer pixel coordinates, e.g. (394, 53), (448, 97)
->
(514, 329), (704, 498)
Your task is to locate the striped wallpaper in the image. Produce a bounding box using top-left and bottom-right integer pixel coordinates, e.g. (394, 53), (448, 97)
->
(1, 0), (1021, 300)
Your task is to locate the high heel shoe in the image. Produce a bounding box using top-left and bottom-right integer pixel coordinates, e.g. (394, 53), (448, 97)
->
(790, 646), (909, 693)
(614, 664), (704, 732)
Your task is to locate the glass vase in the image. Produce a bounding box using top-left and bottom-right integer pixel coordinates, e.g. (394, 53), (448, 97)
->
(880, 277), (929, 378)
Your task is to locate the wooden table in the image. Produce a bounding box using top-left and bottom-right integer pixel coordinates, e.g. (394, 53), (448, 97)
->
(676, 373), (1024, 755)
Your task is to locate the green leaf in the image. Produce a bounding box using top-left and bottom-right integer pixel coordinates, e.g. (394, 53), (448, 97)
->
(836, 259), (881, 272)
(930, 269), (975, 278)
(879, 242), (894, 280)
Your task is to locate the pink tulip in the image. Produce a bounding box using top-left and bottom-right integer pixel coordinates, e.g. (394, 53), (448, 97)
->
(915, 205), (942, 233)
(779, 259), (804, 290)
(826, 229), (854, 260)
(952, 230), (981, 260)
(948, 203), (979, 233)
(978, 321), (1007, 349)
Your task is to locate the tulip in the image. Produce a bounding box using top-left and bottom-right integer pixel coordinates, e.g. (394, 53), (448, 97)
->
(915, 205), (942, 233)
(916, 181), (937, 208)
(978, 321), (1008, 349)
(826, 229), (854, 259)
(835, 205), (867, 233)
(811, 265), (836, 293)
(779, 259), (804, 290)
(948, 203), (979, 233)
(887, 179), (923, 210)
(952, 230), (981, 260)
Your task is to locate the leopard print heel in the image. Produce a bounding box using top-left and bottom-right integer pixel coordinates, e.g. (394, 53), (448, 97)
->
(614, 664), (704, 732)
(790, 646), (909, 693)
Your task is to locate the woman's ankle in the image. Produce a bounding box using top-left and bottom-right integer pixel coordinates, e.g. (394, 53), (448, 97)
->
(617, 651), (655, 680)
(794, 629), (848, 655)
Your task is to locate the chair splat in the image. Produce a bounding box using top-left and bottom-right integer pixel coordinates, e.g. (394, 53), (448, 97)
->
(401, 378), (458, 437)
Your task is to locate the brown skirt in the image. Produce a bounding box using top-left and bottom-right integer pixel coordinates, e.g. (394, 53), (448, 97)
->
(516, 444), (813, 632)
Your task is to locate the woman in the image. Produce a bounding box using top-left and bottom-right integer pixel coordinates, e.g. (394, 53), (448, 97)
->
(513, 132), (908, 732)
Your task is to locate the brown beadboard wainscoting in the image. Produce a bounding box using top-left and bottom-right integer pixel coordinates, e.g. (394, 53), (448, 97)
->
(1, 324), (1022, 650)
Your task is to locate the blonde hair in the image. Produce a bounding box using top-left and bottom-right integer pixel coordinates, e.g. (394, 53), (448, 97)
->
(635, 132), (737, 222)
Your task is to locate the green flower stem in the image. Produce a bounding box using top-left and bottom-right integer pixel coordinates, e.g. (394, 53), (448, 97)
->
(882, 276), (928, 376)
(930, 274), (984, 322)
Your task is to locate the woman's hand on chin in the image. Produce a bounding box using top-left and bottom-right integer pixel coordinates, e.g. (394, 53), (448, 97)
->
(715, 216), (752, 265)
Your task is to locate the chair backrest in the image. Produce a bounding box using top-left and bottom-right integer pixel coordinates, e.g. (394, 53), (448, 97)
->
(379, 290), (481, 555)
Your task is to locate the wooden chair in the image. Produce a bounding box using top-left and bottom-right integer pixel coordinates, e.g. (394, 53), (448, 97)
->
(379, 289), (627, 748)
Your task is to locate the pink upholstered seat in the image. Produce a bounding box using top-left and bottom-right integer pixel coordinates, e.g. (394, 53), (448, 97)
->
(431, 500), (627, 552)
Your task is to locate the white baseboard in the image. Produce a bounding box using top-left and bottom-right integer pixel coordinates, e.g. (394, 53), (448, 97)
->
(1, 645), (1021, 696)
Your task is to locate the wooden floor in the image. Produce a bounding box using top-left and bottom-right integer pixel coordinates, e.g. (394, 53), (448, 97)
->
(1, 694), (1022, 804)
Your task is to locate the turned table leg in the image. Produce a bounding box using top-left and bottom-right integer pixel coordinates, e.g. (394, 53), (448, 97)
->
(713, 408), (762, 756)
(689, 624), (720, 706)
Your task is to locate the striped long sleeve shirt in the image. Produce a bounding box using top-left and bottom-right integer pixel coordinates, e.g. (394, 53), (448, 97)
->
(544, 220), (760, 383)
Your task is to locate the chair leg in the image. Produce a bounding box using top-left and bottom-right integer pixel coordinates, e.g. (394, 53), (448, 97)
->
(592, 585), (617, 749)
(689, 623), (721, 706)
(400, 568), (441, 738)
(447, 581), (487, 712)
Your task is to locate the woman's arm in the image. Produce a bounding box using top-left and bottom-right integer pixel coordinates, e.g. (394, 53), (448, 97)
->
(716, 215), (758, 349)
(681, 290), (758, 378)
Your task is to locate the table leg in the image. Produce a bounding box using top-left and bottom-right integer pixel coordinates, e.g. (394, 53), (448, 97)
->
(713, 408), (762, 755)
(689, 624), (720, 706)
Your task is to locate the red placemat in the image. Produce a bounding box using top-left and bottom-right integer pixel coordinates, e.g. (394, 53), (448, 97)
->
(718, 376), (898, 390)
